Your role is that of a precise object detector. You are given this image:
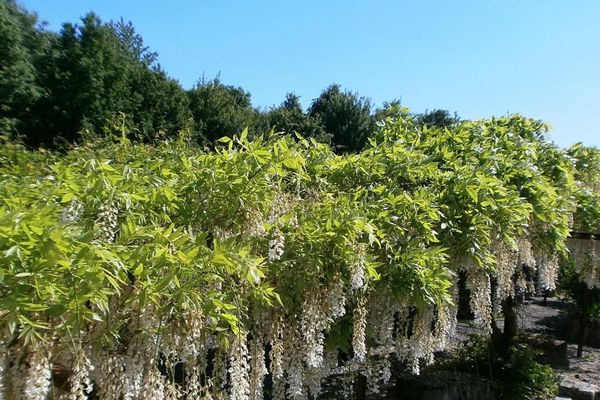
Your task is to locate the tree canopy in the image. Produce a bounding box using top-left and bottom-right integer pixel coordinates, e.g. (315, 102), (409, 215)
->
(0, 0), (46, 137)
(187, 77), (263, 146)
(308, 84), (375, 153)
(0, 5), (191, 147)
(266, 93), (330, 144)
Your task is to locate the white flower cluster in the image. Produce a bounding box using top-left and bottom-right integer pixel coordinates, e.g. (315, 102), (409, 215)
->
(367, 291), (395, 350)
(447, 272), (460, 341)
(61, 200), (84, 225)
(243, 209), (266, 237)
(123, 353), (145, 399)
(229, 334), (250, 400)
(493, 241), (519, 302)
(262, 281), (350, 399)
(434, 304), (454, 350)
(517, 237), (536, 268)
(393, 303), (411, 356)
(3, 345), (27, 400)
(362, 291), (398, 394)
(175, 309), (205, 364)
(366, 356), (391, 395)
(249, 336), (267, 400)
(283, 327), (305, 399)
(107, 306), (159, 400)
(350, 244), (367, 291)
(327, 277), (346, 320)
(67, 347), (94, 400)
(94, 202), (119, 243)
(567, 238), (600, 289)
(406, 308), (437, 375)
(268, 229), (285, 261)
(23, 346), (52, 400)
(212, 349), (228, 399)
(515, 272), (527, 294)
(301, 298), (326, 369)
(184, 363), (205, 399)
(140, 367), (165, 400)
(269, 319), (285, 381)
(352, 296), (367, 363)
(118, 312), (158, 399)
(465, 266), (493, 333)
(536, 252), (559, 292)
(95, 355), (124, 400)
(304, 367), (326, 399)
(271, 378), (286, 400)
(164, 380), (181, 400)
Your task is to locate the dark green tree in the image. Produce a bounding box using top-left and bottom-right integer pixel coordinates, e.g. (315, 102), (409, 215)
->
(30, 13), (135, 144)
(416, 109), (460, 129)
(111, 18), (158, 67)
(0, 0), (48, 139)
(26, 12), (189, 146)
(110, 19), (191, 140)
(267, 93), (330, 143)
(125, 67), (191, 141)
(187, 77), (261, 145)
(308, 84), (374, 153)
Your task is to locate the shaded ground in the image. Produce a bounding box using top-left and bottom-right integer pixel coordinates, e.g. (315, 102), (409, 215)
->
(518, 297), (572, 337)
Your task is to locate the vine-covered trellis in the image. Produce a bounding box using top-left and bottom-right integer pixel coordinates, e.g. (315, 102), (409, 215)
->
(0, 115), (598, 399)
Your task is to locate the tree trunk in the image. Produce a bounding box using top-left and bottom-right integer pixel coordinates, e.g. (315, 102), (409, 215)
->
(502, 295), (518, 358)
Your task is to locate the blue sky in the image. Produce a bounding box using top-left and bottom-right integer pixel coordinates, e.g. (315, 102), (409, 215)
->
(21, 0), (600, 148)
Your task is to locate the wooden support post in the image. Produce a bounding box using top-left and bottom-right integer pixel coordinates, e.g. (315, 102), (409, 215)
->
(577, 288), (590, 358)
(352, 372), (367, 400)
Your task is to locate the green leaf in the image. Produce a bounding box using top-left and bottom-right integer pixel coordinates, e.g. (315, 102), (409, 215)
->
(61, 193), (74, 203)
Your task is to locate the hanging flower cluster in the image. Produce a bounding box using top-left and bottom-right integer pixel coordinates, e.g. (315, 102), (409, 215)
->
(61, 200), (84, 225)
(493, 241), (519, 302)
(568, 238), (600, 288)
(352, 296), (367, 363)
(268, 229), (285, 262)
(94, 202), (119, 243)
(463, 260), (493, 333)
(23, 346), (52, 400)
(534, 245), (561, 292)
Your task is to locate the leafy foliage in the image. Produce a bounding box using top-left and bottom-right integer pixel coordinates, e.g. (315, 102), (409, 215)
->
(0, 113), (584, 397)
(568, 144), (600, 233)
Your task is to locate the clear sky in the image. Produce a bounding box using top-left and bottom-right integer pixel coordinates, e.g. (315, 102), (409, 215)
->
(21, 0), (600, 148)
